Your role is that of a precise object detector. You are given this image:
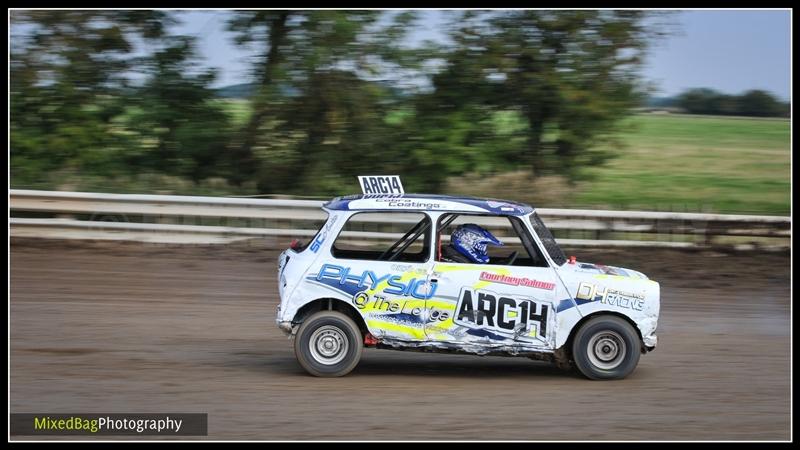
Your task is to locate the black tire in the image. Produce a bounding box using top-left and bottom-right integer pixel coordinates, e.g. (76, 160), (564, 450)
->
(293, 310), (363, 377)
(572, 315), (641, 380)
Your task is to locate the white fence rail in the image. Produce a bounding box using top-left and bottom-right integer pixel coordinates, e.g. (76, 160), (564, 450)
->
(9, 189), (791, 249)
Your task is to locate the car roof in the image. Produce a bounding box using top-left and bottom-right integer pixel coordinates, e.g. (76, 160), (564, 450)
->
(323, 193), (534, 216)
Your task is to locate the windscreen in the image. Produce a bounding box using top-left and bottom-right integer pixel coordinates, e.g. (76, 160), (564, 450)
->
(529, 212), (567, 266)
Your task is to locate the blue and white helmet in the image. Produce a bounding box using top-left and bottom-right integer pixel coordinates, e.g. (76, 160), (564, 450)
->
(451, 224), (503, 264)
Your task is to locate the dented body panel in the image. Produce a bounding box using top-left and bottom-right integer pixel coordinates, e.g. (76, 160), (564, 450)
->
(275, 194), (660, 362)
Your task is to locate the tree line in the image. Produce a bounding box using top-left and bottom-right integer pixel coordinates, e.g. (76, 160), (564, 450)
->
(671, 88), (789, 117)
(647, 88), (789, 117)
(11, 10), (674, 196)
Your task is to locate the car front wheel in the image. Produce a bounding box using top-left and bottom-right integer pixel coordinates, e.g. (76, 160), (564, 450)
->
(572, 316), (641, 380)
(293, 310), (363, 377)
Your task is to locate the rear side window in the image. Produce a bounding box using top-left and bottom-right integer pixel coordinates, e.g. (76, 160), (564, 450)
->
(331, 212), (431, 263)
(294, 211), (330, 253)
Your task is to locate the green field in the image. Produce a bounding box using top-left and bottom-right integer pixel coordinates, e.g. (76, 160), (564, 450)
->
(213, 100), (790, 215)
(572, 114), (790, 215)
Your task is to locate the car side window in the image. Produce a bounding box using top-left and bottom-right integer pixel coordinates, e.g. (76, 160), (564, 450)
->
(436, 213), (548, 267)
(294, 212), (331, 252)
(331, 212), (431, 263)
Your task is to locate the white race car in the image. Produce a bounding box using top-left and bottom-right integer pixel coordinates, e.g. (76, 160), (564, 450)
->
(276, 177), (659, 380)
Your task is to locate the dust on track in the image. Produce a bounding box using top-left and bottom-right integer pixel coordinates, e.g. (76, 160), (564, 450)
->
(10, 238), (791, 440)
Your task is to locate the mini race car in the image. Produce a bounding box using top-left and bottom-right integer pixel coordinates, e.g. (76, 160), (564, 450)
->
(275, 176), (659, 380)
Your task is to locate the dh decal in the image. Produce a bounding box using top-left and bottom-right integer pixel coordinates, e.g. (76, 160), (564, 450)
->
(575, 281), (645, 311)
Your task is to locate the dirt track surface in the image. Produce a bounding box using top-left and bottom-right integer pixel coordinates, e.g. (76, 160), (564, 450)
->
(10, 238), (791, 440)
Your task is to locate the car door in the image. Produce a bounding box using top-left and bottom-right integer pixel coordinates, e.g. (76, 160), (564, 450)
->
(319, 211), (435, 342)
(424, 214), (561, 350)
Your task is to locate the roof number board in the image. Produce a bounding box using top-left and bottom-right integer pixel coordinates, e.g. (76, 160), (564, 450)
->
(358, 175), (404, 195)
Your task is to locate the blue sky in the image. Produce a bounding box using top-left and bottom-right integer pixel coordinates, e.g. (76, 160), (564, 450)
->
(643, 10), (790, 99)
(173, 9), (791, 100)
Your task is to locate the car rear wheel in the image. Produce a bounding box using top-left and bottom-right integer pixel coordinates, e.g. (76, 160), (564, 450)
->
(572, 316), (641, 380)
(293, 310), (363, 377)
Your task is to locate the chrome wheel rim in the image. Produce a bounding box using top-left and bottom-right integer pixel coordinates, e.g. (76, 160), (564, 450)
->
(309, 325), (348, 365)
(587, 330), (626, 370)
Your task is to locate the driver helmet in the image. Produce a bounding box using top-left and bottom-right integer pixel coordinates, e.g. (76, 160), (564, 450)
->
(451, 224), (503, 264)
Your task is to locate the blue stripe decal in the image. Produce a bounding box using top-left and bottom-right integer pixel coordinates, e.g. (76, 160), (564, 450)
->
(557, 298), (592, 312)
(466, 328), (509, 341)
(324, 194), (534, 216)
(375, 313), (425, 324)
(307, 275), (364, 297)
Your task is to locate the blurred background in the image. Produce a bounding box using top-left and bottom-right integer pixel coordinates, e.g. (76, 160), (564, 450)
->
(9, 10), (792, 441)
(10, 9), (791, 215)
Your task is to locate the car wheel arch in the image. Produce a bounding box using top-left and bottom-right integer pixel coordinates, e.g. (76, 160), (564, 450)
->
(563, 310), (645, 358)
(292, 298), (369, 337)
